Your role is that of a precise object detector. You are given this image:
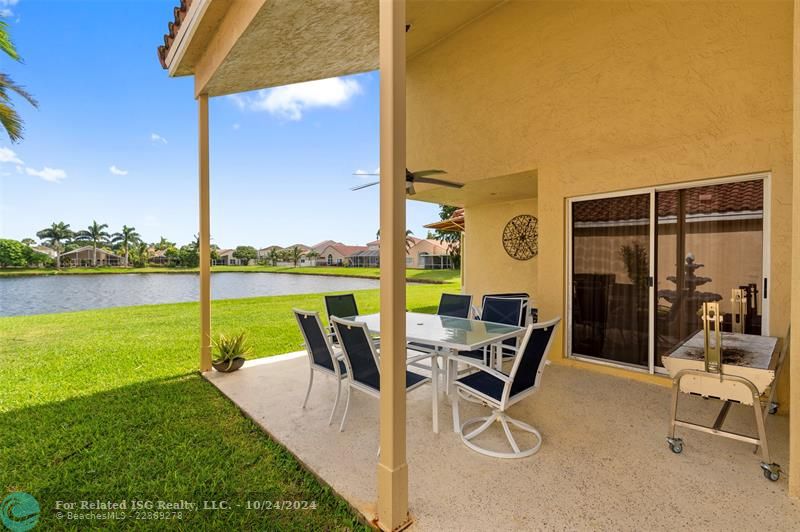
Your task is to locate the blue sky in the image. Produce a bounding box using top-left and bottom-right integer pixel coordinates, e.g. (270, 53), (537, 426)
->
(0, 0), (441, 249)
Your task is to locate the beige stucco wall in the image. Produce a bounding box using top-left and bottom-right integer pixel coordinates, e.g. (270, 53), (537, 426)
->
(407, 1), (793, 404)
(462, 199), (538, 303)
(789, 0), (799, 499)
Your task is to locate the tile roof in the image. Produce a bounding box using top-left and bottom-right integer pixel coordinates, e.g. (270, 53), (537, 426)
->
(572, 180), (763, 223)
(424, 208), (465, 232)
(157, 0), (193, 70)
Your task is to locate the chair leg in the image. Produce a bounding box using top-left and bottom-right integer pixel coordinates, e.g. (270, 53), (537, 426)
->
(452, 387), (461, 433)
(460, 408), (543, 459)
(328, 378), (342, 425)
(339, 386), (352, 432)
(302, 367), (314, 409)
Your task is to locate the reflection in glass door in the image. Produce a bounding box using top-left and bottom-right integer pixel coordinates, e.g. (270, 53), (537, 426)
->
(655, 180), (764, 366)
(570, 194), (651, 368)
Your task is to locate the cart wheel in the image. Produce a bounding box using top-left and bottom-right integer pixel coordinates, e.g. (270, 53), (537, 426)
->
(761, 463), (780, 482)
(768, 402), (778, 415)
(667, 438), (683, 454)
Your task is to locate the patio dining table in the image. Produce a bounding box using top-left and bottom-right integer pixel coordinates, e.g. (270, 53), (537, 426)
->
(348, 312), (525, 433)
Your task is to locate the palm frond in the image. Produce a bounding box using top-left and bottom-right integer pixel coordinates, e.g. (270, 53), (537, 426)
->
(0, 73), (38, 107)
(0, 21), (21, 62)
(0, 101), (22, 142)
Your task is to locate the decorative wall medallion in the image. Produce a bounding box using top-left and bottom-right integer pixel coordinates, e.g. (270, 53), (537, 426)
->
(502, 215), (538, 260)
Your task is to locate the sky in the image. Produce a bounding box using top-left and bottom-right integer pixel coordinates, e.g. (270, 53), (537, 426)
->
(0, 0), (441, 249)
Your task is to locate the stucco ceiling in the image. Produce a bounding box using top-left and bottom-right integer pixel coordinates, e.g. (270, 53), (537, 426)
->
(192, 0), (505, 96)
(411, 169), (538, 207)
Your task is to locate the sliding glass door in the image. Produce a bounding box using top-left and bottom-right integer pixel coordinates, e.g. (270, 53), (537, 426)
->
(569, 176), (767, 373)
(570, 193), (652, 368)
(655, 180), (764, 367)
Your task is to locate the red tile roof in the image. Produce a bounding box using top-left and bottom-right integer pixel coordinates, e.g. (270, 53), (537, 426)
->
(157, 0), (193, 70)
(572, 180), (763, 223)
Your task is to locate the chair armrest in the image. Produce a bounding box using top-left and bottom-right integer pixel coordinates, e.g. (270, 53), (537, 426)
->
(471, 305), (481, 320)
(450, 355), (511, 382)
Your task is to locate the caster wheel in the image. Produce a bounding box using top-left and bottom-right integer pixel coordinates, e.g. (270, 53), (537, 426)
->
(761, 464), (780, 481)
(667, 438), (683, 454)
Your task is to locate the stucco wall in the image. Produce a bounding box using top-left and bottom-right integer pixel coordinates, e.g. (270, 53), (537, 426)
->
(462, 199), (538, 304)
(407, 1), (793, 402)
(789, 0), (799, 499)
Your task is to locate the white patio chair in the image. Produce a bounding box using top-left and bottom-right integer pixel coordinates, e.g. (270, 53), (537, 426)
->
(293, 309), (347, 425)
(451, 317), (560, 458)
(331, 316), (432, 432)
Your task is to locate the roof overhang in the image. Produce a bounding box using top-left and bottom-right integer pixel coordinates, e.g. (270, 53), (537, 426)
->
(412, 169), (538, 208)
(160, 0), (505, 97)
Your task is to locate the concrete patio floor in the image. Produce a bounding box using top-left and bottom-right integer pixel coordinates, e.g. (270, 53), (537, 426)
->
(205, 353), (799, 531)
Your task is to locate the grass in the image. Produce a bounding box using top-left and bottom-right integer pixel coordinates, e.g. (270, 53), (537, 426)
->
(0, 280), (457, 530)
(0, 265), (460, 284)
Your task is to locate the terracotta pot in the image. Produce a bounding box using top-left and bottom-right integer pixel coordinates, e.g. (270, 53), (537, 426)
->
(212, 357), (246, 372)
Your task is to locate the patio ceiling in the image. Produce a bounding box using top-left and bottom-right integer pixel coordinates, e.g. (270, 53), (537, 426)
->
(412, 169), (538, 207)
(162, 0), (505, 97)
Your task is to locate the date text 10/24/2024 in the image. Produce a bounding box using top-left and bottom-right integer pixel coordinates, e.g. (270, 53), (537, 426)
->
(54, 500), (318, 512)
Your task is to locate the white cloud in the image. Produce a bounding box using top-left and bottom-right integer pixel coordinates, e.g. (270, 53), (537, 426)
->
(354, 167), (379, 178)
(0, 146), (23, 165)
(232, 123), (240, 130)
(150, 133), (168, 144)
(25, 166), (66, 183)
(233, 77), (362, 120)
(109, 165), (128, 176)
(0, 0), (18, 18)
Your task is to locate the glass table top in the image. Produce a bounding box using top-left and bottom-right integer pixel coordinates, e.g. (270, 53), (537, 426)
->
(348, 312), (524, 351)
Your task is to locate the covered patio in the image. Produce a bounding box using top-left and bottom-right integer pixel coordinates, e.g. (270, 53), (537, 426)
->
(206, 353), (798, 529)
(159, 0), (800, 529)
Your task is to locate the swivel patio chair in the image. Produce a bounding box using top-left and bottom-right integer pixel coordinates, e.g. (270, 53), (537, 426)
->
(451, 317), (560, 458)
(331, 316), (432, 432)
(293, 309), (347, 425)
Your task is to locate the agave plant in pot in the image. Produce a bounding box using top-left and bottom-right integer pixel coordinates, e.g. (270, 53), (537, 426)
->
(211, 331), (252, 372)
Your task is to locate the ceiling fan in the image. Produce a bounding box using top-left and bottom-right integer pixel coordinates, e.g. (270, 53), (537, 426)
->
(351, 168), (464, 195)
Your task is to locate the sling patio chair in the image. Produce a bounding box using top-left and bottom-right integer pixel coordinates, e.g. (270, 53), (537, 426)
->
(451, 317), (561, 458)
(324, 293), (359, 344)
(331, 316), (432, 432)
(459, 296), (526, 366)
(408, 293), (474, 355)
(293, 309), (347, 425)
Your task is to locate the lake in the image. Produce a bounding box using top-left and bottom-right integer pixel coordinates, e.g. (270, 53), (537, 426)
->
(0, 272), (379, 317)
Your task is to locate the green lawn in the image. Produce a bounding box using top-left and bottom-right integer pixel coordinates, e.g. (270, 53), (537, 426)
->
(0, 281), (456, 530)
(0, 265), (460, 284)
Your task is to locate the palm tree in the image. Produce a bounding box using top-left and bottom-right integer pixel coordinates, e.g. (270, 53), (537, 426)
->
(375, 229), (416, 252)
(36, 222), (72, 268)
(111, 225), (141, 267)
(305, 249), (319, 266)
(0, 21), (37, 142)
(288, 246), (303, 267)
(267, 248), (280, 267)
(134, 241), (151, 267)
(155, 236), (175, 251)
(75, 220), (110, 267)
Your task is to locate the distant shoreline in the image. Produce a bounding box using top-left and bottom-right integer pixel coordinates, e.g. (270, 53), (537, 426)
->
(0, 265), (457, 284)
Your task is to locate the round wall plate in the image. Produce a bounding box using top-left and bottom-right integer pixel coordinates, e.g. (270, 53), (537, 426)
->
(502, 214), (538, 260)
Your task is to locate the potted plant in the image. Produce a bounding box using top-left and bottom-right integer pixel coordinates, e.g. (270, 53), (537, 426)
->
(211, 331), (252, 372)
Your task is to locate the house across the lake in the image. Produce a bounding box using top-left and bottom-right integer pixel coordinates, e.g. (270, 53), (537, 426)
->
(60, 246), (123, 267)
(350, 237), (454, 269)
(213, 248), (244, 266)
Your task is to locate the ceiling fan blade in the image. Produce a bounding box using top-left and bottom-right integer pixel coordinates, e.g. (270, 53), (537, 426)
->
(412, 176), (464, 188)
(351, 181), (380, 191)
(410, 169), (447, 178)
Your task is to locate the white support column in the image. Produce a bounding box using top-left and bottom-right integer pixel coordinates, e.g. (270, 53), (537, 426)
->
(789, 0), (799, 499)
(376, 0), (409, 529)
(198, 93), (212, 372)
